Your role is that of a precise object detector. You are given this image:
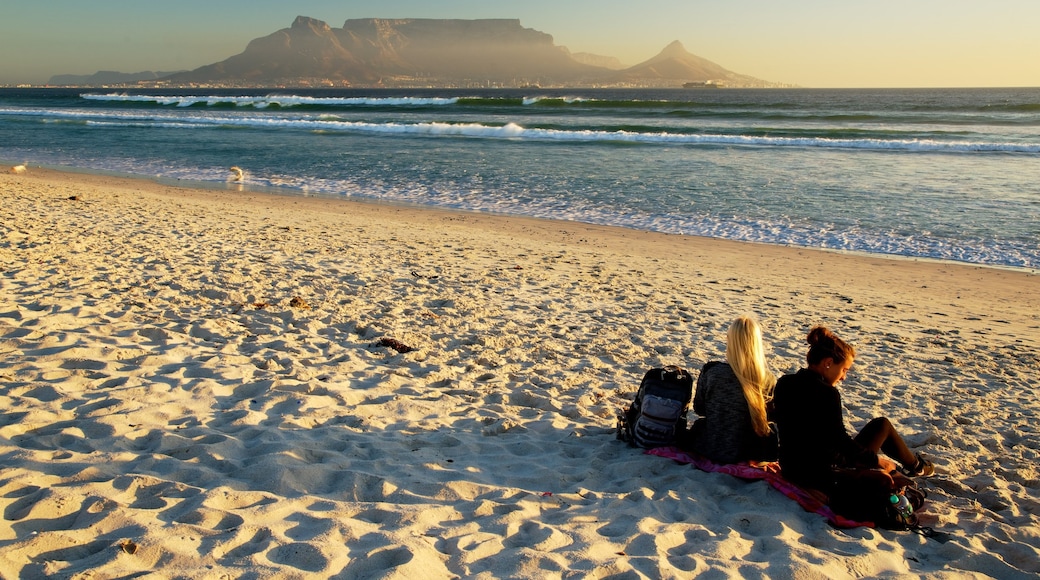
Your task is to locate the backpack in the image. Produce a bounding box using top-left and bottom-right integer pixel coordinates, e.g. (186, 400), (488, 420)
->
(830, 477), (929, 532)
(617, 366), (694, 449)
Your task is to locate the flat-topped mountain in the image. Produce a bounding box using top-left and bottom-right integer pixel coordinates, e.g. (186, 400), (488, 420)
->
(60, 17), (774, 88)
(161, 17), (603, 87)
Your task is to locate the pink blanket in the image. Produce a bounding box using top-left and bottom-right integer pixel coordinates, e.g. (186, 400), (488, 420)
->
(647, 446), (872, 529)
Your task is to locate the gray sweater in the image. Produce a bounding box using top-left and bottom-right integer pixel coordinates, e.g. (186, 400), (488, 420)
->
(682, 361), (777, 464)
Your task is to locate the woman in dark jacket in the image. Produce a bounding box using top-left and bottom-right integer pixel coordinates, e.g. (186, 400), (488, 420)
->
(772, 327), (933, 512)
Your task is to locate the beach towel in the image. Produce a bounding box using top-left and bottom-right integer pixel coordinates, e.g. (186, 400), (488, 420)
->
(647, 446), (872, 528)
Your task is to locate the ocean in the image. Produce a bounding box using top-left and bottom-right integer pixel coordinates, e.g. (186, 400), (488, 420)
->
(2, 87), (1038, 270)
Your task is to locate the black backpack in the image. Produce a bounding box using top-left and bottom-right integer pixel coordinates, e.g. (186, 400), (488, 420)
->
(617, 366), (694, 449)
(831, 478), (929, 531)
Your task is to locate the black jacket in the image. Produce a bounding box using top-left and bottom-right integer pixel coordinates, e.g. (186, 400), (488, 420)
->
(772, 368), (878, 489)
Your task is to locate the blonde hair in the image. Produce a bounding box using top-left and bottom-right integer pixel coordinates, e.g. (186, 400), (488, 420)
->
(726, 316), (777, 437)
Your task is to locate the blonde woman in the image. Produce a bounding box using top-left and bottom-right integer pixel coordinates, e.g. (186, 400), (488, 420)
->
(681, 315), (778, 464)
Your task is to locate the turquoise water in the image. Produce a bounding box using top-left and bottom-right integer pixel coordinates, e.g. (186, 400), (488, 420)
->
(2, 87), (1038, 269)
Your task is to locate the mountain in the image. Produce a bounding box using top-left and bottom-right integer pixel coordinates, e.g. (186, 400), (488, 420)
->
(164, 17), (371, 84)
(54, 17), (775, 88)
(339, 18), (599, 82)
(163, 16), (606, 87)
(570, 52), (626, 71)
(610, 41), (767, 87)
(48, 70), (186, 86)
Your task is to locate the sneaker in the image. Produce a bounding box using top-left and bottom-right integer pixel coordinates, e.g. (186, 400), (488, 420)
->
(906, 453), (935, 477)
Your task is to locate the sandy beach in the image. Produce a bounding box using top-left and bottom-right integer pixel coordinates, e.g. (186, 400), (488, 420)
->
(1, 168), (1038, 578)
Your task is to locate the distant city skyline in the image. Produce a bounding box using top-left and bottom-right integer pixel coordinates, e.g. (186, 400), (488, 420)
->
(2, 0), (1038, 88)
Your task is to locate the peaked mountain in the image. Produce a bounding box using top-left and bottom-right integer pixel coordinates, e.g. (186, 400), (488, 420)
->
(155, 17), (774, 88)
(611, 41), (765, 86)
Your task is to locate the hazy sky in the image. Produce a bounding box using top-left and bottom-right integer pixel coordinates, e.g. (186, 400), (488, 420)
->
(2, 0), (1037, 87)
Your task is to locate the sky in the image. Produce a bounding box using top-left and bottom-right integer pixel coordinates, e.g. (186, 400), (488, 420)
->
(2, 0), (1038, 88)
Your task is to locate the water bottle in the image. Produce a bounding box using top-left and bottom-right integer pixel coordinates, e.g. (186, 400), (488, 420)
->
(890, 493), (913, 521)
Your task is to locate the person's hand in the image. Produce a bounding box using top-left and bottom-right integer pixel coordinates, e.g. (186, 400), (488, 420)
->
(890, 471), (914, 489)
(876, 457), (913, 489)
(878, 457), (898, 473)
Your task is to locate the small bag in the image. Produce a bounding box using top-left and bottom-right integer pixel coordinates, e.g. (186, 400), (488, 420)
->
(886, 484), (927, 529)
(617, 366), (694, 449)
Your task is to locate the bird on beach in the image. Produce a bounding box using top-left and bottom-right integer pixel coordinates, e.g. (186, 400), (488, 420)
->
(229, 166), (244, 182)
(9, 163), (26, 174)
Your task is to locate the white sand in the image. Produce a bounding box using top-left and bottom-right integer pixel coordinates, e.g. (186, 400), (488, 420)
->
(1, 169), (1038, 578)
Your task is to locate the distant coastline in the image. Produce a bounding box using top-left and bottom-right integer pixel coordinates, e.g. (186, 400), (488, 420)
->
(682, 81), (722, 89)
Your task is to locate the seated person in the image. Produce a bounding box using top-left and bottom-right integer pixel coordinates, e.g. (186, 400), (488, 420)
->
(681, 315), (778, 464)
(772, 326), (934, 518)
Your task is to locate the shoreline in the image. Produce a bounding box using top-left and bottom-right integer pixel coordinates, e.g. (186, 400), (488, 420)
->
(6, 166), (1039, 358)
(12, 162), (1040, 277)
(2, 167), (1039, 577)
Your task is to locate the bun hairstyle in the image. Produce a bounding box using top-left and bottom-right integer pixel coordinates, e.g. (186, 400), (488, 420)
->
(806, 326), (855, 366)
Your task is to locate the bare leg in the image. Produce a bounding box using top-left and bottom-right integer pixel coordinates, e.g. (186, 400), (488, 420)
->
(854, 417), (917, 469)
